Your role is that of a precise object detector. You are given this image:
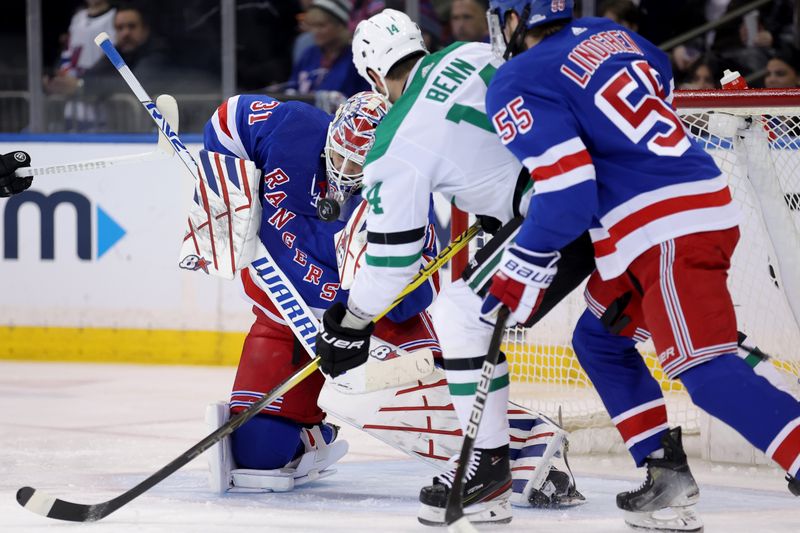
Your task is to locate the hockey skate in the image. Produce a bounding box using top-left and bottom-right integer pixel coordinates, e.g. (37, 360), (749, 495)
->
(617, 427), (702, 532)
(417, 445), (513, 526)
(205, 401), (348, 493)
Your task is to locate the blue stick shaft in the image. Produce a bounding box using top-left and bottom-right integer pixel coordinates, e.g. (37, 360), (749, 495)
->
(94, 32), (200, 181)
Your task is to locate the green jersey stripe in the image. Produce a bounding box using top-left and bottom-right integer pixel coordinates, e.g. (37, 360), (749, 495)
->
(447, 373), (510, 396)
(365, 252), (423, 267)
(445, 103), (494, 133)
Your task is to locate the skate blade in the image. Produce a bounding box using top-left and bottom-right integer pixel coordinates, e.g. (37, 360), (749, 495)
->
(418, 497), (513, 527)
(623, 506), (703, 533)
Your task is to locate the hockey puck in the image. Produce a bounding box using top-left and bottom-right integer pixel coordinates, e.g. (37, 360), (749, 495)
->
(317, 198), (341, 222)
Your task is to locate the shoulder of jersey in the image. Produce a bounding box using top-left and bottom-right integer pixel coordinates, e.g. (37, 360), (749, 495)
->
(495, 17), (621, 86)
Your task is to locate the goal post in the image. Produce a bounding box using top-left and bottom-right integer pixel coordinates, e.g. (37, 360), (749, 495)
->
(448, 88), (800, 462)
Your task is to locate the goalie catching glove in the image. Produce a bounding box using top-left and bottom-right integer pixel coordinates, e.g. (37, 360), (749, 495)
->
(0, 151), (33, 197)
(316, 302), (375, 377)
(481, 243), (559, 326)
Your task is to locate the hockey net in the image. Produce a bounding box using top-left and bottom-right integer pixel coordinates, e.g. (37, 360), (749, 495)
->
(450, 88), (800, 462)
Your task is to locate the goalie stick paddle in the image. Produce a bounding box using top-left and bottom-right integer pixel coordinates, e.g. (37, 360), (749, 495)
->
(16, 221), (481, 522)
(445, 305), (510, 533)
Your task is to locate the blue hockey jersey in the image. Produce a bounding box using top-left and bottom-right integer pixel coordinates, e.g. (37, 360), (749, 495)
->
(486, 17), (739, 280)
(203, 95), (437, 321)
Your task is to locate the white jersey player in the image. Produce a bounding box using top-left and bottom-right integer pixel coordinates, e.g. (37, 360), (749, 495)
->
(314, 9), (592, 526)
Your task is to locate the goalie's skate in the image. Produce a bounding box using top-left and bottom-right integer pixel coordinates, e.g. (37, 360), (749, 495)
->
(205, 402), (348, 493)
(527, 467), (586, 508)
(617, 427), (702, 532)
(417, 445), (513, 526)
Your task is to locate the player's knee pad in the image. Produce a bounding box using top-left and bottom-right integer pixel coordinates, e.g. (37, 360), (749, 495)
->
(231, 414), (303, 470)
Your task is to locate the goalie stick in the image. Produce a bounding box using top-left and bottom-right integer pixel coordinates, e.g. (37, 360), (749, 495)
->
(93, 32), (201, 182)
(445, 305), (510, 533)
(12, 94), (178, 178)
(16, 220), (481, 522)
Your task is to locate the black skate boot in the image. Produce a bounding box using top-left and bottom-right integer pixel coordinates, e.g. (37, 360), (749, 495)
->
(617, 427), (702, 532)
(417, 444), (513, 526)
(788, 474), (800, 496)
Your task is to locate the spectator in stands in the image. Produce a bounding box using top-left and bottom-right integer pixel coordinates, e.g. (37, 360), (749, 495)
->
(43, 0), (116, 97)
(450, 0), (488, 43)
(598, 0), (639, 33)
(712, 0), (773, 77)
(288, 0), (368, 110)
(349, 1), (444, 50)
(680, 54), (723, 90)
(80, 3), (169, 98)
(293, 0), (316, 66)
(765, 46), (800, 89)
(237, 1), (301, 90)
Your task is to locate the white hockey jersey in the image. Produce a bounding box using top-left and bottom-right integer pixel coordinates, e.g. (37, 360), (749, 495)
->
(349, 42), (523, 319)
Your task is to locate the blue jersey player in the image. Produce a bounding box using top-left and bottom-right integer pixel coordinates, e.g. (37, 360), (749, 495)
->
(203, 91), (441, 493)
(482, 1), (800, 530)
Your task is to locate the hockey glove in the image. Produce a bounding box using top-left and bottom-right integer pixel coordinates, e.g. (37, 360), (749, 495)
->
(0, 151), (32, 197)
(316, 302), (375, 378)
(480, 244), (559, 326)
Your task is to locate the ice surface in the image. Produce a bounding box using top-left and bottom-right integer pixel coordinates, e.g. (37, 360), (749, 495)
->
(1, 361), (797, 532)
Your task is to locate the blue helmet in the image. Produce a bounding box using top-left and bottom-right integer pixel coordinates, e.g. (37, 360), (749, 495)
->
(488, 0), (574, 31)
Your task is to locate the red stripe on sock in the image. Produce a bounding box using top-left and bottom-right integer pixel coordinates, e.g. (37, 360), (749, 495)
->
(615, 404), (667, 444)
(772, 424), (800, 472)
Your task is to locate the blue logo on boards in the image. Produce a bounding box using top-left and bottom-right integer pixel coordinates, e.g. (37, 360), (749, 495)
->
(2, 189), (126, 260)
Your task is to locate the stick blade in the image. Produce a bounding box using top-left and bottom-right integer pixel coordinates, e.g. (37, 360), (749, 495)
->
(447, 516), (480, 533)
(16, 486), (102, 522)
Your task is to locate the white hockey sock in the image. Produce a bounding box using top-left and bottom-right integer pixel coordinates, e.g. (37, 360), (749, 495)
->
(445, 358), (511, 450)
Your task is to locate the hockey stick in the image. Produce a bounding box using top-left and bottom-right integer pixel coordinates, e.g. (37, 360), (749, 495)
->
(445, 305), (510, 533)
(92, 32), (201, 181)
(13, 94), (178, 178)
(16, 221), (481, 522)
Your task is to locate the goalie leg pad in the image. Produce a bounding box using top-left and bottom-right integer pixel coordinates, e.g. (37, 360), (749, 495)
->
(508, 410), (585, 508)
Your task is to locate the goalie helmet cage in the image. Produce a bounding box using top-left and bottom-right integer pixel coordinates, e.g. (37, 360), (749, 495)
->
(449, 88), (800, 465)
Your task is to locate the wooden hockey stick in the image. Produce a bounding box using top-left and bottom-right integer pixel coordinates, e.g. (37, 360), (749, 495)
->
(445, 305), (510, 533)
(15, 221), (481, 522)
(13, 94), (178, 178)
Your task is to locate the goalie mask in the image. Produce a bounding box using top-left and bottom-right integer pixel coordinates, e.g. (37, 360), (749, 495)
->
(318, 90), (390, 222)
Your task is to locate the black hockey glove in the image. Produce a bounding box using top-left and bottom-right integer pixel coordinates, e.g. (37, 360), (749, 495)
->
(476, 214), (502, 235)
(0, 151), (33, 197)
(316, 302), (375, 378)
